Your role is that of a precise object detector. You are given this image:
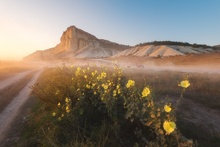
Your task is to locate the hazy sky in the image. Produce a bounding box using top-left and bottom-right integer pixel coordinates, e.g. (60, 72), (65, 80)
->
(0, 0), (220, 60)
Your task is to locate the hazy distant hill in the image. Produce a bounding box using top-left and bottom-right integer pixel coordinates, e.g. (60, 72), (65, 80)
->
(24, 26), (219, 60)
(112, 44), (215, 58)
(24, 26), (130, 60)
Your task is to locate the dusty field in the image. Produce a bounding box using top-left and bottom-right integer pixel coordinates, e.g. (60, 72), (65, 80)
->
(106, 52), (220, 73)
(0, 61), (37, 80)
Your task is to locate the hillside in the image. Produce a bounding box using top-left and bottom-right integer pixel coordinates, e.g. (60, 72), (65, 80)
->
(112, 45), (215, 58)
(24, 26), (130, 60)
(24, 26), (219, 60)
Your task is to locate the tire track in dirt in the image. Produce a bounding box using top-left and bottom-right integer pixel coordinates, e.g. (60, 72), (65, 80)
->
(0, 70), (42, 143)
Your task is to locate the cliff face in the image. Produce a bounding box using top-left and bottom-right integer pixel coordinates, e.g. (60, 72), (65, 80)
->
(24, 26), (130, 60)
(55, 26), (98, 52)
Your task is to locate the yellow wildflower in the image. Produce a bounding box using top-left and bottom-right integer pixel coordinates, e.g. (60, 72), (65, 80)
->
(66, 109), (70, 113)
(142, 87), (150, 97)
(102, 84), (108, 90)
(97, 75), (101, 80)
(66, 106), (70, 113)
(84, 75), (87, 79)
(101, 72), (107, 78)
(75, 67), (81, 76)
(86, 84), (91, 89)
(75, 71), (80, 76)
(52, 112), (56, 116)
(65, 98), (70, 103)
(178, 80), (190, 88)
(94, 91), (97, 95)
(57, 102), (61, 107)
(61, 114), (64, 117)
(163, 121), (176, 135)
(113, 90), (117, 96)
(58, 117), (62, 121)
(118, 89), (121, 94)
(164, 105), (172, 113)
(126, 80), (135, 88)
(92, 83), (96, 88)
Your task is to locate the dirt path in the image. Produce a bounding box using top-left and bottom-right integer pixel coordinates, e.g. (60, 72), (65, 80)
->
(0, 70), (42, 143)
(0, 70), (34, 90)
(179, 99), (220, 134)
(177, 98), (220, 145)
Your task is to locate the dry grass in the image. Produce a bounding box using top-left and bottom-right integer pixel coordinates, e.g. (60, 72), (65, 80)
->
(123, 68), (220, 146)
(124, 69), (220, 109)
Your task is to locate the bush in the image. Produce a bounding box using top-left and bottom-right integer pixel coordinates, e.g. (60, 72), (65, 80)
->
(24, 63), (194, 146)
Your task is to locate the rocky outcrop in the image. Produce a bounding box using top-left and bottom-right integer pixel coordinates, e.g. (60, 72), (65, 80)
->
(24, 26), (130, 60)
(55, 26), (98, 52)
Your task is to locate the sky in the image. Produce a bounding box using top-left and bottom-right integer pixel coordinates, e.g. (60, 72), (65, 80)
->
(0, 0), (220, 60)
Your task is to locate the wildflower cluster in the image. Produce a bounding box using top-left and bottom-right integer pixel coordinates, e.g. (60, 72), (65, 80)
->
(51, 97), (71, 121)
(126, 79), (135, 88)
(142, 87), (151, 97)
(31, 63), (192, 146)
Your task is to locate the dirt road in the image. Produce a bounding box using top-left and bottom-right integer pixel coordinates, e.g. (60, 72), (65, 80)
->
(0, 70), (42, 143)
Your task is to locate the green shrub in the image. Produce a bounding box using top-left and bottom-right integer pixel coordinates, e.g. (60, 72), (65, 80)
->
(24, 63), (194, 146)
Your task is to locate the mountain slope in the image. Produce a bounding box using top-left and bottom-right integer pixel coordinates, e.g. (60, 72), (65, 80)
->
(112, 45), (214, 58)
(24, 26), (130, 60)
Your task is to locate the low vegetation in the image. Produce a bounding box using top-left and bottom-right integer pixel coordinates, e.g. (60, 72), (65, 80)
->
(125, 70), (220, 110)
(135, 41), (214, 49)
(18, 63), (196, 147)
